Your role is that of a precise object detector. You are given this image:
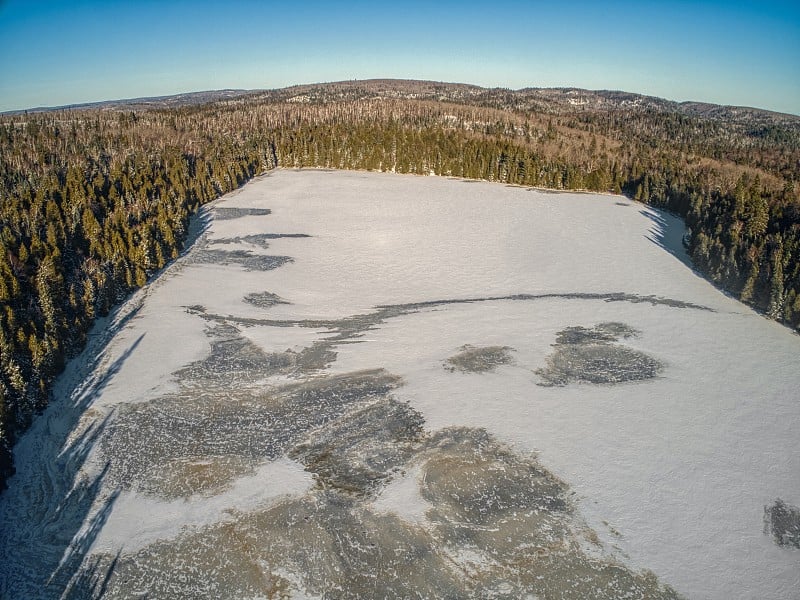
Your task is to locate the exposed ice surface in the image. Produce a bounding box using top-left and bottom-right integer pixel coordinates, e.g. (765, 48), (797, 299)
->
(1, 169), (798, 599)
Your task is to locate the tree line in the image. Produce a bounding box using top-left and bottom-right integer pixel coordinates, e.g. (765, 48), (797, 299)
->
(0, 85), (798, 490)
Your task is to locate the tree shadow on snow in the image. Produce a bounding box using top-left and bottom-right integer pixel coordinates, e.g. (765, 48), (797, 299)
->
(0, 304), (144, 598)
(61, 549), (122, 600)
(639, 208), (694, 269)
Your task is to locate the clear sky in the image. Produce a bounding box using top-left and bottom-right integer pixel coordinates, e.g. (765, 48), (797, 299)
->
(1, 0), (798, 114)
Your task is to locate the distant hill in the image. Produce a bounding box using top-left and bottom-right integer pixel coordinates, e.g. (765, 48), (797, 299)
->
(260, 80), (800, 125)
(3, 89), (257, 114)
(8, 79), (798, 127)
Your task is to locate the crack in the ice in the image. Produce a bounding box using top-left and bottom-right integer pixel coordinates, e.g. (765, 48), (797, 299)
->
(186, 290), (713, 341)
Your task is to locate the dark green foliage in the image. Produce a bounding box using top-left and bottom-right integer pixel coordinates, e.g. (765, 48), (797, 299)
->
(0, 83), (798, 491)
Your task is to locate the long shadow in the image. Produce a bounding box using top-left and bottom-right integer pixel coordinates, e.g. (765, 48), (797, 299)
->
(44, 466), (121, 596)
(0, 312), (144, 598)
(70, 333), (145, 411)
(2, 199), (212, 598)
(639, 207), (695, 269)
(183, 204), (213, 253)
(62, 549), (122, 600)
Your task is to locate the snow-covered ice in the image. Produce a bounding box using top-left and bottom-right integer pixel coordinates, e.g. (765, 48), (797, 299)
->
(1, 169), (798, 599)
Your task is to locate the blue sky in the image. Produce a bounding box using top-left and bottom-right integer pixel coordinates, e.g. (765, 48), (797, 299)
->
(1, 0), (798, 114)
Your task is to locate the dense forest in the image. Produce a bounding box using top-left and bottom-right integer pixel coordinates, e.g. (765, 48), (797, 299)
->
(0, 80), (798, 490)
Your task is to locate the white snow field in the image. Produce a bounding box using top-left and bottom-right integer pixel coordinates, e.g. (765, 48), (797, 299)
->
(1, 169), (798, 599)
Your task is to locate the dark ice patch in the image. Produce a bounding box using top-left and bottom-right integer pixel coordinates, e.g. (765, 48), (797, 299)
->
(554, 322), (638, 345)
(100, 363), (403, 498)
(243, 291), (290, 308)
(212, 233), (311, 249)
(765, 499), (800, 549)
(213, 207), (273, 220)
(537, 322), (663, 386)
(175, 335), (295, 384)
(193, 248), (292, 271)
(86, 492), (465, 600)
(87, 426), (682, 600)
(289, 397), (424, 496)
(444, 345), (514, 373)
(420, 428), (569, 527)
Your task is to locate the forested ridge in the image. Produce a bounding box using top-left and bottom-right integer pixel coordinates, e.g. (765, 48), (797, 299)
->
(0, 80), (798, 490)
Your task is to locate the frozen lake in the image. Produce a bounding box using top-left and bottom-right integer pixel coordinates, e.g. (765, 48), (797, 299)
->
(1, 169), (798, 599)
